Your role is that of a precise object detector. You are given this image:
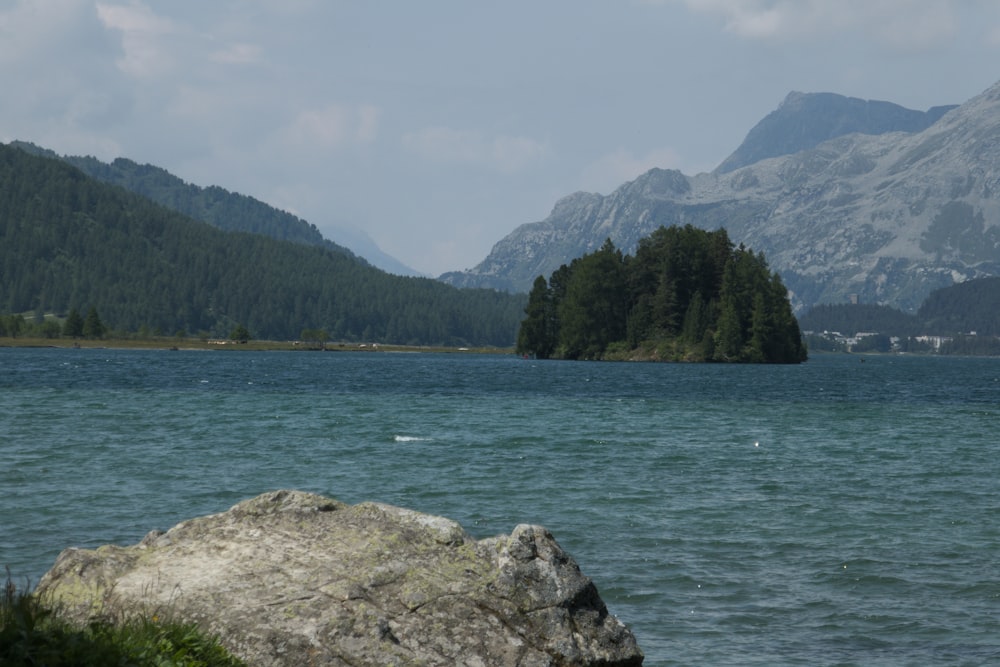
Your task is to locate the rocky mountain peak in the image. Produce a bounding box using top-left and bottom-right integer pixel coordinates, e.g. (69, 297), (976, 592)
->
(715, 91), (957, 174)
(440, 80), (1000, 313)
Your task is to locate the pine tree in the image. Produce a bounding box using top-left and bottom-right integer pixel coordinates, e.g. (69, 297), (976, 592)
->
(744, 292), (770, 363)
(63, 308), (84, 338)
(516, 276), (556, 358)
(713, 299), (743, 361)
(83, 306), (105, 339)
(556, 239), (626, 359)
(2, 314), (25, 338)
(229, 324), (251, 343)
(713, 262), (744, 361)
(515, 225), (805, 363)
(680, 291), (708, 345)
(775, 277), (807, 362)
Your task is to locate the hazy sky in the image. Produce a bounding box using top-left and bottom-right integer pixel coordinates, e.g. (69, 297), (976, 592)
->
(3, 1), (999, 275)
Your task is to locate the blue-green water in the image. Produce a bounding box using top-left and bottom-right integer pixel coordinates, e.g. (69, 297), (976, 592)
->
(2, 348), (999, 666)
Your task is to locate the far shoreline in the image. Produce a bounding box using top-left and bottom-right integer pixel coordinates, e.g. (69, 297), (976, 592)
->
(0, 336), (514, 355)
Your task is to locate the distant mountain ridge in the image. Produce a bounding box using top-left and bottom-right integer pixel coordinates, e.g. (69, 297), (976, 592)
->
(440, 85), (1000, 313)
(714, 91), (957, 173)
(324, 222), (427, 277)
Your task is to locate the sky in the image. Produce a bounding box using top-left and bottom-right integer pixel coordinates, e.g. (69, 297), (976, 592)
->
(2, 1), (1000, 276)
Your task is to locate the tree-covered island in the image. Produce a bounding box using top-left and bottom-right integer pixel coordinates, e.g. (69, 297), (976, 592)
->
(516, 225), (807, 363)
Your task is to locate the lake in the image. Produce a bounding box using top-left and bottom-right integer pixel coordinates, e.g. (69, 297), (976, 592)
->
(2, 347), (998, 665)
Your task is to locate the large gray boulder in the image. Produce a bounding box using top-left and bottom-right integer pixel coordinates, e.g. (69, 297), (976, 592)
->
(36, 490), (643, 666)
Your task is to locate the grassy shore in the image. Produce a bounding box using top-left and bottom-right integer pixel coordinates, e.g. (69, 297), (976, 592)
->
(1, 575), (244, 667)
(0, 335), (514, 355)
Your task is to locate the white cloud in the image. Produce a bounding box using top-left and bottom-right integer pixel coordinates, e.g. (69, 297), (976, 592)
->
(0, 1), (64, 61)
(402, 126), (549, 172)
(96, 1), (177, 77)
(210, 42), (261, 65)
(357, 105), (380, 144)
(0, 0), (115, 66)
(0, 0), (129, 155)
(280, 104), (380, 149)
(672, 0), (959, 50)
(166, 84), (225, 121)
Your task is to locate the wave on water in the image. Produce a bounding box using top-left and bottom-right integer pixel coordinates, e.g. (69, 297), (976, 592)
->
(394, 435), (432, 443)
(6, 349), (1000, 666)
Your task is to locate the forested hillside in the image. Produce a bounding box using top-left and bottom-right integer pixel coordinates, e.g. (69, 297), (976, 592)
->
(516, 225), (806, 363)
(800, 277), (1000, 337)
(10, 141), (354, 258)
(797, 304), (923, 336)
(0, 144), (524, 345)
(918, 276), (1000, 336)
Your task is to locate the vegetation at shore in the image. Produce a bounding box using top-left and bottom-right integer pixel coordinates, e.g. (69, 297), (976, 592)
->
(516, 225), (807, 363)
(0, 143), (525, 347)
(1, 574), (244, 667)
(0, 289), (513, 354)
(799, 276), (1000, 355)
(801, 276), (1000, 338)
(0, 331), (510, 355)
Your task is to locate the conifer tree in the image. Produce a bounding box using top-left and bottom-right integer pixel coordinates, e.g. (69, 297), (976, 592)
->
(556, 239), (626, 359)
(516, 276), (556, 358)
(83, 306), (105, 339)
(63, 308), (84, 338)
(229, 324), (251, 343)
(517, 224), (806, 363)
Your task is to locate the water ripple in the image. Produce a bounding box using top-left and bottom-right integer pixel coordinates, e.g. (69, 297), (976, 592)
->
(2, 349), (999, 665)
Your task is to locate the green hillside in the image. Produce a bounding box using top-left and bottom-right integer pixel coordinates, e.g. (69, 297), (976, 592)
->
(800, 277), (1000, 337)
(0, 144), (524, 345)
(797, 279), (1000, 354)
(917, 276), (1000, 336)
(11, 141), (355, 258)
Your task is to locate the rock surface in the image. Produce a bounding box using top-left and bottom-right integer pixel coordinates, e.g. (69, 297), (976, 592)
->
(714, 91), (956, 174)
(36, 490), (644, 667)
(440, 80), (1000, 312)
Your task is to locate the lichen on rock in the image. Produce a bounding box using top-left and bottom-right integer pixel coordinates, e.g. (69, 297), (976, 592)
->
(36, 490), (644, 667)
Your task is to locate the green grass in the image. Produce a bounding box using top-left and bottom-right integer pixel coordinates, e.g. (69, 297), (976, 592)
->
(0, 334), (513, 355)
(1, 573), (245, 667)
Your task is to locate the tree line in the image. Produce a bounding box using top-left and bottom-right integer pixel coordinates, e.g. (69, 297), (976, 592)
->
(797, 276), (1000, 356)
(0, 143), (525, 346)
(15, 143), (358, 259)
(515, 225), (807, 363)
(799, 276), (1000, 338)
